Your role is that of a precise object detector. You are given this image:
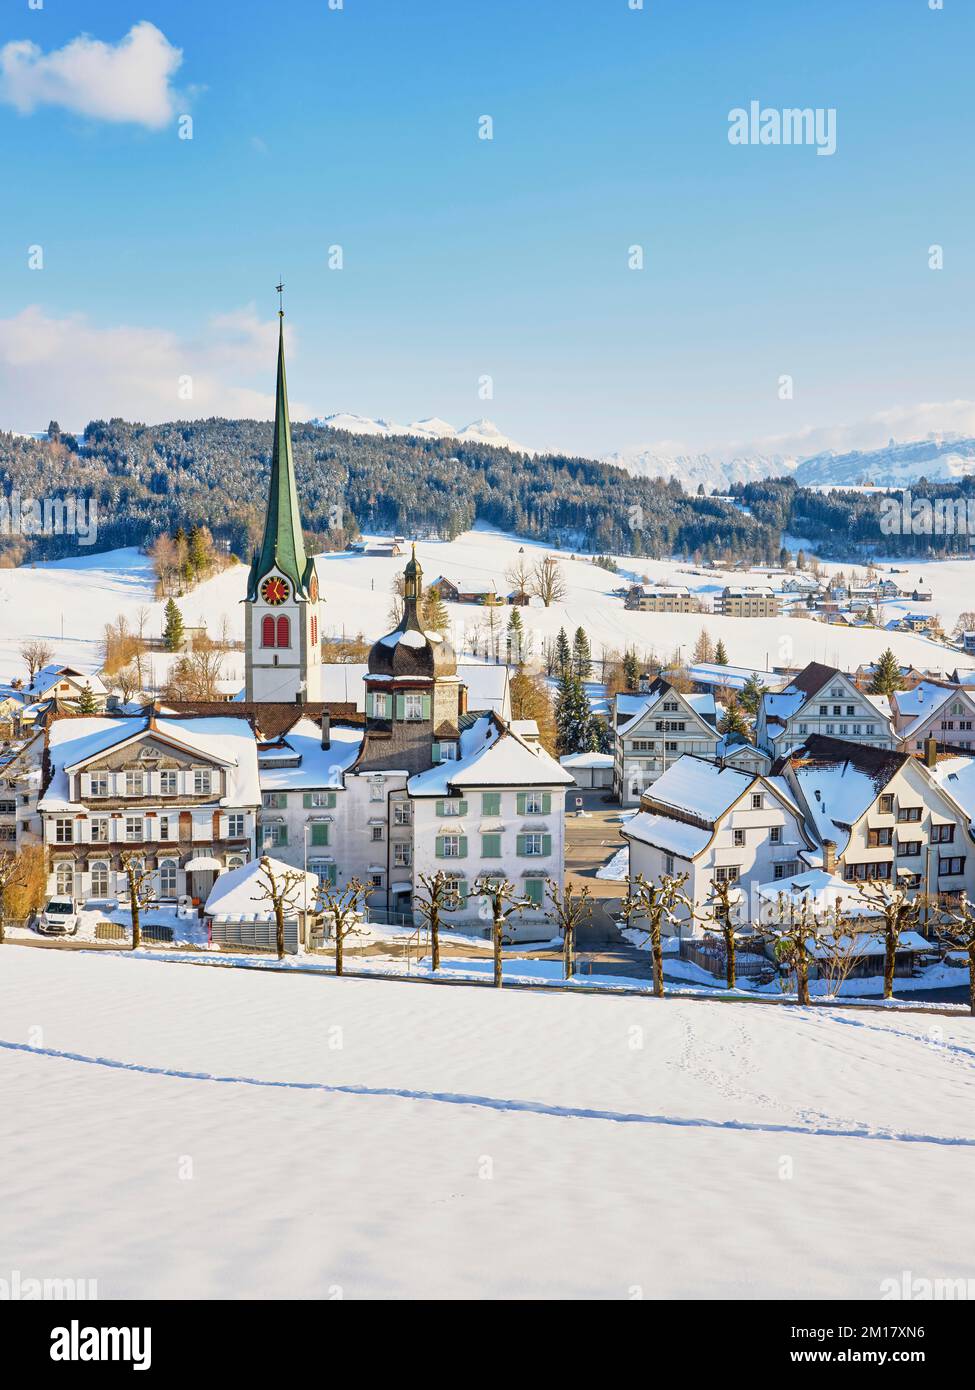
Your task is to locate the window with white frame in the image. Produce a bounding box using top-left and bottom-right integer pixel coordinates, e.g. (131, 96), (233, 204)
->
(193, 769), (212, 796)
(158, 860), (178, 897)
(441, 835), (462, 858)
(54, 818), (73, 844)
(90, 818), (109, 844)
(227, 813), (245, 838)
(55, 862), (73, 894)
(90, 862), (109, 896)
(371, 825), (384, 842)
(733, 828), (745, 847)
(751, 793), (762, 810)
(159, 770), (178, 796)
(523, 791), (545, 815)
(125, 771), (144, 797)
(522, 833), (544, 856)
(393, 843), (411, 867)
(715, 865), (740, 883)
(157, 816), (171, 841)
(89, 772), (109, 797)
(125, 816), (143, 843)
(404, 693), (424, 721)
(393, 802), (411, 826)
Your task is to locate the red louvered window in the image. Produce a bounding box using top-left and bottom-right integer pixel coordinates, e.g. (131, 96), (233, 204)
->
(261, 616), (275, 648)
(276, 616), (291, 648)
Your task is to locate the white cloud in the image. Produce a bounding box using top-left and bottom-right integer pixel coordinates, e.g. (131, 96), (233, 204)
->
(0, 21), (183, 129)
(0, 305), (312, 432)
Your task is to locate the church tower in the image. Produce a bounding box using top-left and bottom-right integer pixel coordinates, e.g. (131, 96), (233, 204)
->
(244, 305), (321, 703)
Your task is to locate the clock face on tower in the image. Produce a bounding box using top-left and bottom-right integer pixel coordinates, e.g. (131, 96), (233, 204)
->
(260, 576), (290, 606)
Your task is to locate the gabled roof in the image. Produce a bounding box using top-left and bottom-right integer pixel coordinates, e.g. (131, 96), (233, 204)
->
(772, 735), (910, 854)
(408, 715), (572, 796)
(640, 754), (756, 824)
(790, 661), (844, 700)
(616, 678), (716, 729)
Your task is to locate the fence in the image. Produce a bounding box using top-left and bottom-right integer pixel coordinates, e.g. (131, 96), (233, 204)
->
(679, 936), (774, 981)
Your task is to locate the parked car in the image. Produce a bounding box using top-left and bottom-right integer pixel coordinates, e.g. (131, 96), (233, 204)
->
(37, 897), (80, 936)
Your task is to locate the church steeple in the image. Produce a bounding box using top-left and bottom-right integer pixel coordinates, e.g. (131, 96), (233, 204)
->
(247, 307), (312, 600)
(244, 292), (321, 705)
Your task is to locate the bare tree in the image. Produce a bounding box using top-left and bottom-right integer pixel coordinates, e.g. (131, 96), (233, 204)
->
(529, 555), (566, 608)
(934, 892), (975, 1016)
(20, 640), (53, 684)
(702, 877), (744, 990)
(120, 851), (155, 951)
(316, 876), (367, 975)
(253, 855), (308, 960)
(621, 872), (694, 996)
(0, 850), (27, 944)
(415, 870), (452, 972)
(504, 556), (533, 598)
(545, 878), (590, 980)
(859, 879), (926, 1000)
(110, 663), (141, 705)
(473, 876), (532, 988)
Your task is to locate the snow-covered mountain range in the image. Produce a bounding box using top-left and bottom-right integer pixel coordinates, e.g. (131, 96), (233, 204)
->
(312, 414), (531, 455)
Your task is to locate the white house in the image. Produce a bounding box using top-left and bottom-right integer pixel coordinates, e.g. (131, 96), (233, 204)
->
(613, 677), (719, 806)
(408, 714), (573, 941)
(756, 661), (897, 757)
(890, 681), (975, 753)
(774, 734), (975, 906)
(39, 713), (260, 903)
(24, 664), (108, 710)
(621, 754), (815, 931)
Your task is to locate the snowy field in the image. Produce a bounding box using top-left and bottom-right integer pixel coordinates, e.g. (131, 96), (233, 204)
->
(1, 528), (971, 684)
(1, 947), (973, 1299)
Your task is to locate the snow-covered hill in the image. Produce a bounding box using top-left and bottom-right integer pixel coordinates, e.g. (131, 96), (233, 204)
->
(312, 413), (532, 455)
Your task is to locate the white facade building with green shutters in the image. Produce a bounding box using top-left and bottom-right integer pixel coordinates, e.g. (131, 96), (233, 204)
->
(408, 714), (573, 941)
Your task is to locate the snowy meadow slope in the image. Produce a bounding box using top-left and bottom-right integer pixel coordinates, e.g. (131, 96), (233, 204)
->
(2, 528), (972, 685)
(1, 948), (972, 1299)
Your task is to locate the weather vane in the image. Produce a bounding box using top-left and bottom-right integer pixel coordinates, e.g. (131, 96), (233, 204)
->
(276, 279), (284, 317)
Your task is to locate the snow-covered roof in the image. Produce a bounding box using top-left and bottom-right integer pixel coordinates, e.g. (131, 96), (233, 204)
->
(258, 717), (363, 790)
(687, 663), (780, 692)
(754, 868), (879, 918)
(622, 810), (711, 860)
(559, 751), (614, 769)
(409, 716), (572, 796)
(41, 715), (260, 811)
(28, 663), (107, 697)
(616, 687), (716, 725)
(891, 680), (959, 729)
(929, 755), (975, 829)
(789, 760), (882, 854)
(761, 688), (806, 726)
(204, 857), (320, 921)
(644, 754), (755, 823)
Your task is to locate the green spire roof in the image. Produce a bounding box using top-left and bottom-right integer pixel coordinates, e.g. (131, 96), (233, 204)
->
(249, 314), (311, 599)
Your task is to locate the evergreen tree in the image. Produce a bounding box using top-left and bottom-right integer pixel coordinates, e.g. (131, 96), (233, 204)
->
(422, 585), (449, 633)
(714, 638), (729, 665)
(555, 627), (571, 678)
(719, 697), (750, 737)
(77, 682), (98, 715)
(870, 648), (903, 696)
(622, 649), (640, 691)
(572, 626), (592, 679)
(555, 673), (595, 755)
(163, 598), (185, 652)
(739, 672), (766, 717)
(507, 607), (525, 663)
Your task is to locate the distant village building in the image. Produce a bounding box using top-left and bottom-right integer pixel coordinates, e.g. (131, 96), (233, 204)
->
(428, 576), (500, 605)
(624, 584), (695, 613)
(714, 586), (781, 618)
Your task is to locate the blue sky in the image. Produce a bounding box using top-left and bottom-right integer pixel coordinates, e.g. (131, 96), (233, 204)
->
(1, 0), (972, 458)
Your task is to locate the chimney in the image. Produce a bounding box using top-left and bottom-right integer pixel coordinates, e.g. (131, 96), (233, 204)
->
(321, 709), (330, 750)
(458, 684), (468, 717)
(924, 735), (937, 768)
(638, 671), (651, 693)
(823, 839), (837, 874)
